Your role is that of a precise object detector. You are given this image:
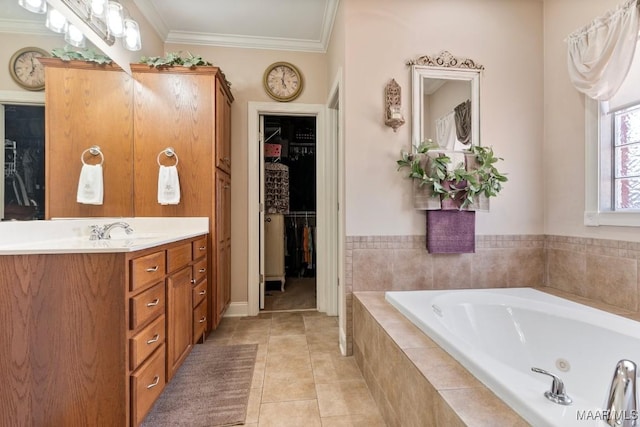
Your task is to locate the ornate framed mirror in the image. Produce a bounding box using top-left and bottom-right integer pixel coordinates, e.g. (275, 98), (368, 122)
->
(407, 51), (484, 151)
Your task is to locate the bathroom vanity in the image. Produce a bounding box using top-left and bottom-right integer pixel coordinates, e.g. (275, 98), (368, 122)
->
(0, 217), (208, 426)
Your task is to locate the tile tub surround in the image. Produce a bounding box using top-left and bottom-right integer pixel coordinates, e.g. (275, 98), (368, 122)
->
(344, 235), (545, 355)
(352, 288), (640, 426)
(352, 292), (528, 427)
(344, 234), (640, 355)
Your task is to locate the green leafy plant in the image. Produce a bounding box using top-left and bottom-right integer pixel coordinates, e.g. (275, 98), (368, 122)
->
(51, 46), (112, 65)
(396, 140), (508, 209)
(139, 51), (212, 69)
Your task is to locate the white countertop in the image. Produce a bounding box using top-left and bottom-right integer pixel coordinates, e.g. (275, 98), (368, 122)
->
(0, 217), (209, 255)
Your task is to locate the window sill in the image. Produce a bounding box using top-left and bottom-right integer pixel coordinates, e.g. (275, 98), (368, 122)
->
(584, 211), (640, 227)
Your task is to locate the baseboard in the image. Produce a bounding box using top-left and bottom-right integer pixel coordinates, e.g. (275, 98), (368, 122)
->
(223, 301), (249, 317)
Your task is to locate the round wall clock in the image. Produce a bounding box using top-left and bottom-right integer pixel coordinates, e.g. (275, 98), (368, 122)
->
(263, 62), (303, 102)
(9, 47), (49, 91)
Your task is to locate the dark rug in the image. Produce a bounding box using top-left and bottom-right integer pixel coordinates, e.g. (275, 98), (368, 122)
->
(141, 343), (258, 427)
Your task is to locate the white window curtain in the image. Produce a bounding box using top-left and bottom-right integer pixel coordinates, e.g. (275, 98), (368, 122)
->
(567, 0), (640, 101)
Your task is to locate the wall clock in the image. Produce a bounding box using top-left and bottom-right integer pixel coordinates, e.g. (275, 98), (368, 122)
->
(263, 62), (303, 102)
(9, 47), (49, 91)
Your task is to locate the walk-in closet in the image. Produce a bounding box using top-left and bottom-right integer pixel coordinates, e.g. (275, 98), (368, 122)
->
(262, 115), (316, 311)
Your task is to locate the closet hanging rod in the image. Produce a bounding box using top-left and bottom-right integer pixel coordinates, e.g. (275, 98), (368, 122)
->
(285, 211), (316, 217)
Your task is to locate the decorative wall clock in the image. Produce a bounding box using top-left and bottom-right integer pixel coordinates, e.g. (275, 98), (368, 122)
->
(263, 61), (303, 102)
(9, 47), (48, 91)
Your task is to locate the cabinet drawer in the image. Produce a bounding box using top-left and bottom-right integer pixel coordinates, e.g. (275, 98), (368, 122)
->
(131, 344), (166, 427)
(193, 258), (207, 284)
(193, 300), (207, 343)
(192, 279), (207, 308)
(167, 243), (192, 273)
(130, 314), (165, 370)
(192, 236), (207, 259)
(130, 251), (165, 292)
(130, 282), (165, 330)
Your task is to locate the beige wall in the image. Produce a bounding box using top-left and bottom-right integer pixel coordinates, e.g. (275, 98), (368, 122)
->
(543, 0), (640, 242)
(343, 0), (544, 237)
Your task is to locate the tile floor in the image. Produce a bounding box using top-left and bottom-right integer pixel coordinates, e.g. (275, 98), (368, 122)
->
(207, 311), (386, 426)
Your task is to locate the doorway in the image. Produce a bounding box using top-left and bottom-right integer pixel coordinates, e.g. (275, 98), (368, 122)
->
(262, 115), (317, 311)
(2, 104), (45, 221)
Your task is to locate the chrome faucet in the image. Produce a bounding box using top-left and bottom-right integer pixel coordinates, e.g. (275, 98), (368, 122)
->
(605, 360), (637, 427)
(531, 367), (573, 405)
(89, 222), (134, 240)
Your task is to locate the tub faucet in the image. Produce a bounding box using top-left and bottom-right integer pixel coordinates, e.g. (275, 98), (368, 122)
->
(89, 222), (134, 240)
(531, 367), (573, 405)
(605, 360), (637, 427)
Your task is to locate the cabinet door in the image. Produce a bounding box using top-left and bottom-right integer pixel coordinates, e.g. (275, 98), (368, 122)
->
(44, 60), (134, 218)
(214, 172), (231, 327)
(132, 68), (214, 218)
(166, 266), (193, 380)
(215, 78), (232, 174)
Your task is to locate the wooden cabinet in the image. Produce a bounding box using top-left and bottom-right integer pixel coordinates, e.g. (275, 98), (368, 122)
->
(216, 172), (231, 324)
(0, 234), (208, 426)
(42, 59), (134, 218)
(41, 59), (234, 333)
(192, 236), (208, 342)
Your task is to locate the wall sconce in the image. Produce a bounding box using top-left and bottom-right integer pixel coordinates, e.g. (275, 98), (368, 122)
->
(19, 0), (142, 51)
(385, 78), (405, 132)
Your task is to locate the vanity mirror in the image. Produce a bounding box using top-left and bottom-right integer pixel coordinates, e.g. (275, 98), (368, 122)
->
(407, 51), (483, 151)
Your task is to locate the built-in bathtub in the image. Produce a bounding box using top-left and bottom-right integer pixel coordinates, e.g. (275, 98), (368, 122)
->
(385, 288), (640, 427)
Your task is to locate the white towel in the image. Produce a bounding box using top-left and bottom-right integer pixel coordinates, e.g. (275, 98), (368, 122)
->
(76, 164), (104, 205)
(157, 165), (181, 205)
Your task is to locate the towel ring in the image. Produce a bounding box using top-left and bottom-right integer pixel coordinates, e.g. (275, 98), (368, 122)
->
(81, 145), (104, 166)
(157, 147), (179, 166)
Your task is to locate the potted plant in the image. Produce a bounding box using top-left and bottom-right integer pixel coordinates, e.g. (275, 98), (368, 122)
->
(396, 140), (507, 210)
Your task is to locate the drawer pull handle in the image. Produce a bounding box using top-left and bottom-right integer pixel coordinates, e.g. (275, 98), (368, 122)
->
(199, 317), (206, 323)
(145, 266), (159, 273)
(190, 279), (196, 284)
(146, 334), (160, 345)
(146, 298), (160, 307)
(146, 376), (160, 389)
(199, 246), (206, 251)
(199, 268), (206, 273)
(199, 290), (207, 296)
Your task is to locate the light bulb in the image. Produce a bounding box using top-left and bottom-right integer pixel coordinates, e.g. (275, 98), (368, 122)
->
(89, 0), (107, 19)
(18, 0), (46, 14)
(106, 1), (124, 38)
(123, 19), (141, 51)
(65, 24), (86, 48)
(45, 8), (68, 34)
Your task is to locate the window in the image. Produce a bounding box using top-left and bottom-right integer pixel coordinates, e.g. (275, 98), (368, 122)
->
(585, 44), (640, 226)
(613, 104), (640, 210)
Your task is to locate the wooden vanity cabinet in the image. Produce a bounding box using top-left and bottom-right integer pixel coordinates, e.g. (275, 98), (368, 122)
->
(0, 233), (208, 427)
(42, 59), (234, 334)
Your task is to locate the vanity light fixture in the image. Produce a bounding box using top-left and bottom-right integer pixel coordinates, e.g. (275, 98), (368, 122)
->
(385, 78), (405, 132)
(18, 0), (142, 51)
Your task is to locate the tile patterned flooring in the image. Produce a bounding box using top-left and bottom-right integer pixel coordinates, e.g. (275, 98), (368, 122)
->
(207, 311), (386, 426)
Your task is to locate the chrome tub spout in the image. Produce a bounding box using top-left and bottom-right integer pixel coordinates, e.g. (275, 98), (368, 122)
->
(605, 359), (638, 427)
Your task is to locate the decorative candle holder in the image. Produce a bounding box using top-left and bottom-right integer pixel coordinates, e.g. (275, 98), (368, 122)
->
(385, 78), (405, 132)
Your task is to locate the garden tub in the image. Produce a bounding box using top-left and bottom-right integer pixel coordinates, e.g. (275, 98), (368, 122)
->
(385, 288), (640, 427)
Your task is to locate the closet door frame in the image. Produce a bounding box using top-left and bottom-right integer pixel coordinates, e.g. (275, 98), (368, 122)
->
(247, 102), (337, 317)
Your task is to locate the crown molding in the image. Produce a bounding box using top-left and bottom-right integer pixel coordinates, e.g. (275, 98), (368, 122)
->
(132, 0), (169, 41)
(166, 31), (326, 52)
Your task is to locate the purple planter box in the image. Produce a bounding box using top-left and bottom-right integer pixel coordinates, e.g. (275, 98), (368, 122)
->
(426, 210), (475, 253)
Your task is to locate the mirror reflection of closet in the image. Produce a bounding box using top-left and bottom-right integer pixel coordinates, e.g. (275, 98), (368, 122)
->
(263, 115), (317, 311)
(2, 105), (45, 220)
